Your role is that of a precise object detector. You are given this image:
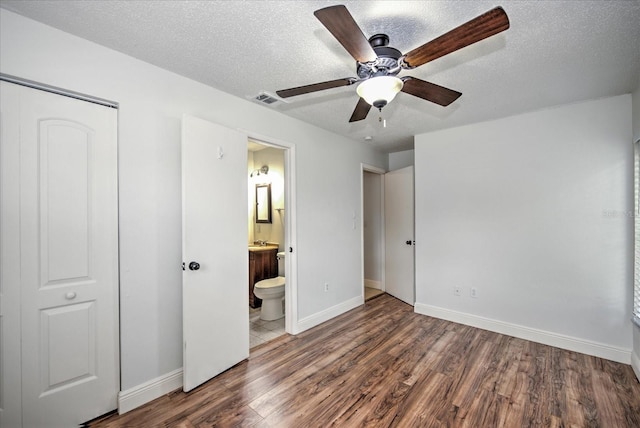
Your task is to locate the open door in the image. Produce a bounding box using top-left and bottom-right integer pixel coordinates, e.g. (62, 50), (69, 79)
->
(384, 166), (415, 305)
(182, 115), (249, 392)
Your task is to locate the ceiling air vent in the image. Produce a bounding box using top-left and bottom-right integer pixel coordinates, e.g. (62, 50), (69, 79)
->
(253, 92), (282, 106)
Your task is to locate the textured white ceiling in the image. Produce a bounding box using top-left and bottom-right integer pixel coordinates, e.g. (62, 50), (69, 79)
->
(2, 0), (639, 153)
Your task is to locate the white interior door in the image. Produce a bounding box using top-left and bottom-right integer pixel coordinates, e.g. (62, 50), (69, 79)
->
(182, 115), (249, 392)
(385, 166), (415, 305)
(0, 81), (119, 427)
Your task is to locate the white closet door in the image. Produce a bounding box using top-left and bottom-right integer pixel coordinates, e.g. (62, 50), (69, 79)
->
(385, 166), (415, 305)
(0, 81), (119, 428)
(182, 114), (249, 392)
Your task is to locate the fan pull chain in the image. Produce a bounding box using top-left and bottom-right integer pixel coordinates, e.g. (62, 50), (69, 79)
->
(378, 112), (387, 128)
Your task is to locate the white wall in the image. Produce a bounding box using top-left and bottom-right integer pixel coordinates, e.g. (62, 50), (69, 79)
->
(632, 76), (640, 379)
(363, 171), (383, 287)
(248, 152), (256, 245)
(414, 95), (634, 363)
(0, 9), (386, 395)
(388, 149), (414, 171)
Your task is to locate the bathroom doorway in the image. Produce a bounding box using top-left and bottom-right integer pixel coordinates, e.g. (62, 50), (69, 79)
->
(361, 164), (386, 301)
(247, 138), (293, 348)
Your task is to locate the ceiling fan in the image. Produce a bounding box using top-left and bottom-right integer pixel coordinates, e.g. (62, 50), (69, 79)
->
(276, 5), (510, 122)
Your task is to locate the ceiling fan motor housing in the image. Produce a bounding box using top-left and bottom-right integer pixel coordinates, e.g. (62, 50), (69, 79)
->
(368, 33), (389, 47)
(356, 34), (402, 79)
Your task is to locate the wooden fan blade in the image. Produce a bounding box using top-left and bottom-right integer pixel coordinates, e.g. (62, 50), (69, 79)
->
(401, 77), (462, 106)
(402, 7), (509, 69)
(349, 98), (372, 122)
(276, 78), (355, 98)
(314, 5), (377, 63)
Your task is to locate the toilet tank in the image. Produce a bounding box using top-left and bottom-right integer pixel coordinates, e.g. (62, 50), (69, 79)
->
(277, 252), (285, 276)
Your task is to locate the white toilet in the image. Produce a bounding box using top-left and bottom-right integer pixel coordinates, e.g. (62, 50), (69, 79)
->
(253, 252), (285, 321)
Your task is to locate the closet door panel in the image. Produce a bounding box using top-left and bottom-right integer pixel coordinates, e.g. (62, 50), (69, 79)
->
(0, 80), (119, 428)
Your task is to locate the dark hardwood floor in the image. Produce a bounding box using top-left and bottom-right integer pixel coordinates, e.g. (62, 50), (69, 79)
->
(90, 294), (640, 427)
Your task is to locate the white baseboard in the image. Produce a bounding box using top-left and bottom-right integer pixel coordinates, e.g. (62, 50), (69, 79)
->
(414, 303), (631, 364)
(364, 279), (382, 290)
(118, 296), (365, 412)
(118, 368), (183, 414)
(632, 349), (640, 382)
(293, 295), (362, 335)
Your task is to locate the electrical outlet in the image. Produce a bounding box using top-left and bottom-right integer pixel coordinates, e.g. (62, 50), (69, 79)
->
(454, 286), (462, 296)
(471, 287), (478, 298)
(324, 283), (329, 292)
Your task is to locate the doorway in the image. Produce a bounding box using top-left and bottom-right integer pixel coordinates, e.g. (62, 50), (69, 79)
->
(248, 140), (287, 347)
(361, 164), (416, 306)
(362, 165), (386, 301)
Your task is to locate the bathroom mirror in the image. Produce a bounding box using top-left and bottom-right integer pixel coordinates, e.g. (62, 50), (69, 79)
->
(255, 183), (272, 223)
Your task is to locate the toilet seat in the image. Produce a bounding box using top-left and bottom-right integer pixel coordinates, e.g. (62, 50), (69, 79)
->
(255, 276), (285, 289)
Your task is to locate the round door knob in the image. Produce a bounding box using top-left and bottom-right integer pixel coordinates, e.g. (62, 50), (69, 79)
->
(188, 261), (200, 271)
(65, 292), (77, 300)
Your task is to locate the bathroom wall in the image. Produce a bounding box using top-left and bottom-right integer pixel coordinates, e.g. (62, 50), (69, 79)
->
(247, 151), (256, 245)
(0, 9), (388, 397)
(251, 147), (285, 251)
(414, 94), (634, 363)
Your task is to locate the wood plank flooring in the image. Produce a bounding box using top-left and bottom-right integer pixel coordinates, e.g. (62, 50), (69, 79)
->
(364, 286), (384, 301)
(89, 294), (640, 427)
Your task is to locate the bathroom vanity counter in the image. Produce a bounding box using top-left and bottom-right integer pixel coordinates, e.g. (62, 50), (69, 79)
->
(248, 244), (279, 252)
(248, 245), (279, 308)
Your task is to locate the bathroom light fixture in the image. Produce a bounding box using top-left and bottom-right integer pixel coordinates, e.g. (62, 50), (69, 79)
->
(356, 76), (404, 110)
(250, 165), (269, 177)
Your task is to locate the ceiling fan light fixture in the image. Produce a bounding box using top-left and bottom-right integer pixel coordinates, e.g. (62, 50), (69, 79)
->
(356, 76), (403, 108)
